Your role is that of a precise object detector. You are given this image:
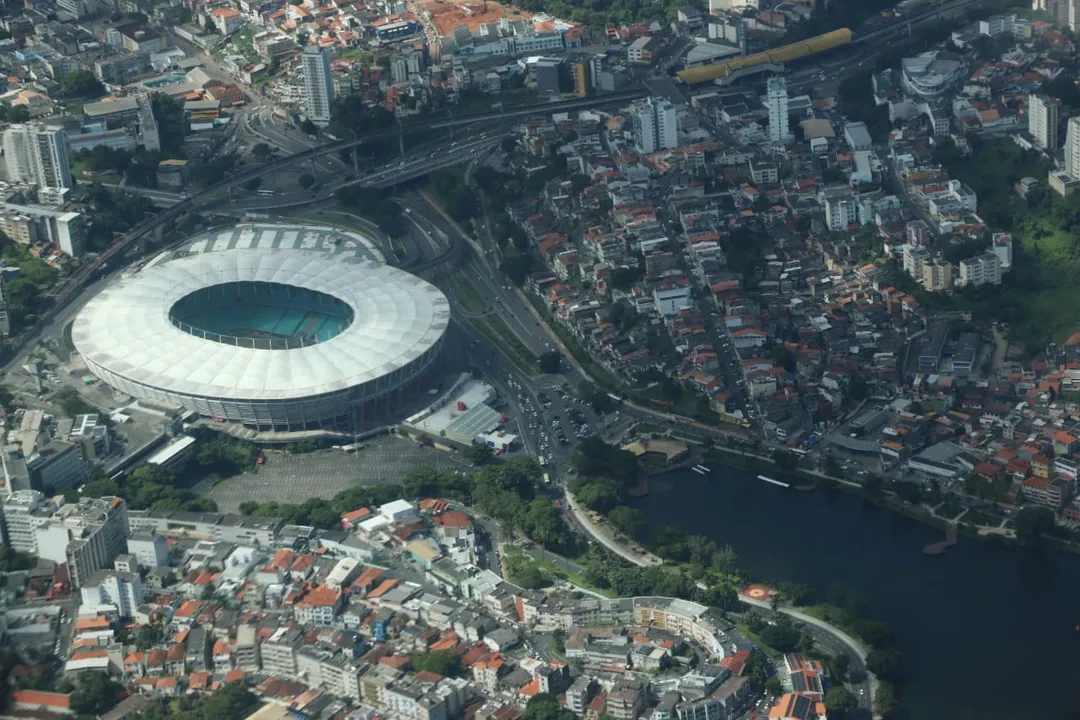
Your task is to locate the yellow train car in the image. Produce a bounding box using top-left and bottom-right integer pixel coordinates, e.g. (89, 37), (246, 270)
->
(676, 27), (853, 85)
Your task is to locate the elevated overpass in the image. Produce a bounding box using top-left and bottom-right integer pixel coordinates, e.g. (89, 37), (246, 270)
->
(47, 88), (648, 320)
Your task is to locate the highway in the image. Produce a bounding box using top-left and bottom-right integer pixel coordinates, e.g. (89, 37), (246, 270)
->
(43, 90), (649, 325)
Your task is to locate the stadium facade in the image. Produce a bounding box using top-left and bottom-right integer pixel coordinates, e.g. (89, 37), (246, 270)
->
(72, 224), (449, 433)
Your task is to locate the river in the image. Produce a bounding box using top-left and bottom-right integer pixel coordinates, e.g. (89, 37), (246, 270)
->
(635, 466), (1080, 720)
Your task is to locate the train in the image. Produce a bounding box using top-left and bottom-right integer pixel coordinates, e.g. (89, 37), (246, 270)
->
(676, 27), (853, 85)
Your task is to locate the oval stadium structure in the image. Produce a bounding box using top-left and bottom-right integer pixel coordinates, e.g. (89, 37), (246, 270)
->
(72, 224), (449, 432)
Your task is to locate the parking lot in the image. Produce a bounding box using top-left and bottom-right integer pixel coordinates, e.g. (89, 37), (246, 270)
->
(208, 435), (473, 511)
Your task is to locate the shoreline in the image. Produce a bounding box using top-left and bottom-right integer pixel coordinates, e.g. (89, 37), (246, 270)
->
(563, 489), (882, 711)
(692, 444), (1080, 554)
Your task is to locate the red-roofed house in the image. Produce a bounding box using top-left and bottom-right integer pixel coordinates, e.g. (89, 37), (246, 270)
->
(9, 690), (72, 714)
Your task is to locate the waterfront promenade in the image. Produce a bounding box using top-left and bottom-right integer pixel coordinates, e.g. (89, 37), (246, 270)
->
(566, 488), (881, 713)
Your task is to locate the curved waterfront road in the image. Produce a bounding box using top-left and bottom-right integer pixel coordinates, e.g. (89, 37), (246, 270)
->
(566, 489), (879, 714)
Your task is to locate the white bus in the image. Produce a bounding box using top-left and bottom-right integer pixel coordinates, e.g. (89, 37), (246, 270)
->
(257, 189), (275, 196)
(542, 473), (551, 485)
(538, 455), (546, 467)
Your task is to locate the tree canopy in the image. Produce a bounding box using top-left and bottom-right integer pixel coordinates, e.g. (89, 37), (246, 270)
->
(61, 69), (104, 99)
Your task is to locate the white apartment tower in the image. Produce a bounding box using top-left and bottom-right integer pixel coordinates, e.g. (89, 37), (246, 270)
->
(1066, 115), (1080, 180)
(302, 45), (335, 128)
(1029, 94), (1060, 150)
(2, 124), (74, 198)
(1, 490), (56, 554)
(631, 97), (678, 155)
(766, 76), (790, 145)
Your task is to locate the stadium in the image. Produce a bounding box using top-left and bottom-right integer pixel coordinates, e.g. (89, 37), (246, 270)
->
(72, 224), (449, 434)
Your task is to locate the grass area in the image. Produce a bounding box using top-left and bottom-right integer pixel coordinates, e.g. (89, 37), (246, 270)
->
(62, 321), (75, 353)
(448, 275), (487, 314)
(736, 622), (782, 661)
(98, 174), (122, 185)
(931, 137), (1080, 351)
(537, 560), (615, 598)
(473, 315), (538, 375)
(288, 210), (375, 237)
(961, 508), (1001, 528)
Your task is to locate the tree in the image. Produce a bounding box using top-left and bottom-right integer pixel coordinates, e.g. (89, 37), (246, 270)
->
(9, 106), (29, 123)
(299, 118), (318, 135)
(298, 172), (316, 191)
(552, 627), (565, 655)
(866, 647), (902, 681)
(61, 69), (104, 98)
(1013, 506), (1055, 544)
(502, 137), (517, 154)
(607, 505), (647, 540)
(539, 351), (562, 374)
(892, 480), (923, 504)
(831, 652), (850, 682)
(70, 672), (123, 715)
(243, 177), (262, 192)
(863, 474), (884, 497)
(825, 686), (858, 717)
(252, 142), (273, 160)
(874, 681), (900, 718)
(409, 650), (462, 677)
(524, 693), (575, 720)
(500, 254), (534, 285)
(466, 443), (495, 465)
(764, 676), (782, 696)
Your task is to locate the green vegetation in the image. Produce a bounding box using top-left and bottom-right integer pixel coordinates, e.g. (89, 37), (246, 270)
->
(474, 315), (539, 375)
(83, 181), (156, 253)
(524, 693), (575, 720)
(52, 388), (96, 417)
(239, 457), (580, 554)
(1013, 505), (1056, 544)
(502, 545), (554, 589)
(429, 168), (479, 224)
(334, 186), (406, 236)
(927, 137), (1074, 351)
(195, 432), (261, 476)
(448, 275), (487, 314)
(60, 69), (104, 99)
(825, 686), (858, 718)
(82, 463), (217, 514)
(408, 650), (463, 677)
(743, 610), (815, 655)
(539, 351), (562, 374)
(52, 672), (124, 716)
(0, 242), (58, 332)
(119, 681), (258, 719)
(0, 548), (36, 572)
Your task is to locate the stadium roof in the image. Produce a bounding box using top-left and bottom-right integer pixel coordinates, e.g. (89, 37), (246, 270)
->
(73, 248), (448, 402)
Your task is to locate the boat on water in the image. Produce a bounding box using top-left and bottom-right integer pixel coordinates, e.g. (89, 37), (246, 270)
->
(757, 474), (790, 489)
(694, 465), (710, 473)
(692, 466), (708, 475)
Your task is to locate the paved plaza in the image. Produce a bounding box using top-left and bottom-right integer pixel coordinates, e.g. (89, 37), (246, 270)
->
(208, 435), (473, 511)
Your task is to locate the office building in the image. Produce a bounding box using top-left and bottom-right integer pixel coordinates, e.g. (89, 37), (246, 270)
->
(1067, 115), (1080, 180)
(766, 77), (790, 144)
(1, 124), (74, 199)
(34, 496), (129, 588)
(27, 440), (87, 493)
(1029, 94), (1060, 151)
(921, 258), (953, 293)
(824, 192), (859, 231)
(957, 252), (1002, 287)
(127, 531), (169, 569)
(1, 490), (57, 554)
(302, 45), (335, 127)
(80, 570), (144, 618)
(0, 202), (87, 258)
(631, 97), (678, 154)
(235, 624), (261, 670)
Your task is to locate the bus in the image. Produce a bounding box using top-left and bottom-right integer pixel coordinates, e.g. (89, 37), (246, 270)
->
(257, 189), (275, 197)
(538, 455), (546, 467)
(542, 473), (551, 485)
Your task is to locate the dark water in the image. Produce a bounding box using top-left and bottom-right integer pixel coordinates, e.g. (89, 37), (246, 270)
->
(635, 467), (1080, 720)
